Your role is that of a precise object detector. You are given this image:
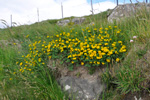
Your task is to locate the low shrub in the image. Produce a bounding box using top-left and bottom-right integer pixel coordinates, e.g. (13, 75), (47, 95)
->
(16, 25), (127, 72)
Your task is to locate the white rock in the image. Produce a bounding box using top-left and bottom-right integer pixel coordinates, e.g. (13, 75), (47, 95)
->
(65, 85), (71, 90)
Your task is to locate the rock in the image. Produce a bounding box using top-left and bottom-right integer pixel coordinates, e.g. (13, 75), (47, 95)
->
(108, 3), (150, 22)
(57, 17), (86, 26)
(58, 76), (105, 100)
(47, 59), (106, 100)
(72, 17), (86, 24)
(57, 19), (70, 26)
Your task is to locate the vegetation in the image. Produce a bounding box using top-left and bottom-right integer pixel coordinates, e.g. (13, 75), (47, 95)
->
(0, 6), (150, 100)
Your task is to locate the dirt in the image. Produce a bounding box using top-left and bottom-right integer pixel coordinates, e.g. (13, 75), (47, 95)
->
(47, 59), (106, 82)
(124, 91), (150, 100)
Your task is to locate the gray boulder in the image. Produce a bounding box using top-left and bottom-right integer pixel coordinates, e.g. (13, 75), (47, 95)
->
(57, 17), (86, 26)
(57, 19), (70, 26)
(47, 59), (106, 100)
(108, 3), (150, 23)
(72, 17), (86, 24)
(58, 76), (105, 100)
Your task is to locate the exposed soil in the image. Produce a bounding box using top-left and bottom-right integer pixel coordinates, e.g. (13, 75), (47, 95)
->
(124, 91), (150, 100)
(47, 59), (106, 82)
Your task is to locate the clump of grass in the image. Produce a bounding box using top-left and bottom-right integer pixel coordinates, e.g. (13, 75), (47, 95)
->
(114, 65), (145, 94)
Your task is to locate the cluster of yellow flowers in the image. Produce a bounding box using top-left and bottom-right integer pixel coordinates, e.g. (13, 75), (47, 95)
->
(16, 26), (127, 73)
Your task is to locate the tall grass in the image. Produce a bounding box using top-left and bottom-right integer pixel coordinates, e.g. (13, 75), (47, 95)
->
(0, 45), (67, 99)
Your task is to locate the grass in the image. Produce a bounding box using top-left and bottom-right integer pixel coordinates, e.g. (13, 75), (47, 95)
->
(0, 5), (150, 100)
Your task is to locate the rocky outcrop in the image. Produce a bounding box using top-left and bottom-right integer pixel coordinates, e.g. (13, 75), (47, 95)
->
(108, 3), (150, 22)
(57, 19), (70, 26)
(57, 17), (86, 26)
(58, 76), (105, 100)
(71, 17), (85, 24)
(47, 59), (106, 100)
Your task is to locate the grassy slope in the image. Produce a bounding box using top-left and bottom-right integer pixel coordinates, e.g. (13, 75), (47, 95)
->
(0, 8), (150, 100)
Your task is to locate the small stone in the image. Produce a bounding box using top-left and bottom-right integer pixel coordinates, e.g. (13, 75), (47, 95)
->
(65, 85), (71, 91)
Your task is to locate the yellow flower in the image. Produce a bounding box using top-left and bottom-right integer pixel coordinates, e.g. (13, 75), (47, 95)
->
(16, 62), (19, 64)
(38, 40), (41, 43)
(19, 68), (24, 73)
(66, 41), (69, 43)
(96, 56), (102, 59)
(22, 55), (24, 57)
(71, 61), (74, 64)
(20, 62), (23, 66)
(102, 62), (105, 65)
(108, 26), (111, 28)
(107, 51), (113, 56)
(26, 35), (29, 38)
(94, 28), (97, 31)
(86, 27), (89, 30)
(56, 35), (59, 37)
(84, 53), (87, 56)
(49, 56), (52, 59)
(106, 59), (110, 63)
(68, 55), (72, 58)
(43, 41), (46, 44)
(73, 57), (76, 60)
(116, 58), (120, 62)
(100, 31), (103, 34)
(81, 62), (84, 65)
(47, 36), (49, 38)
(97, 62), (100, 64)
(88, 30), (91, 33)
(19, 69), (22, 72)
(105, 28), (108, 30)
(117, 31), (120, 33)
(104, 43), (108, 45)
(118, 41), (122, 44)
(42, 44), (44, 47)
(115, 51), (118, 54)
(9, 78), (12, 80)
(101, 52), (106, 55)
(13, 43), (16, 45)
(96, 46), (100, 49)
(112, 43), (116, 47)
(38, 58), (41, 62)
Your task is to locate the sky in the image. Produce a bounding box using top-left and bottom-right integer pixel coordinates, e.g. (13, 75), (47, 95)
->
(0, 0), (147, 28)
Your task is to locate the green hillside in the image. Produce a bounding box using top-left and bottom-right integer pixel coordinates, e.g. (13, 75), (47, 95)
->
(0, 8), (150, 100)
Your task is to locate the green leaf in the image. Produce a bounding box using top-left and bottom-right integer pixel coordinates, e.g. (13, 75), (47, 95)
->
(60, 61), (63, 64)
(85, 64), (91, 67)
